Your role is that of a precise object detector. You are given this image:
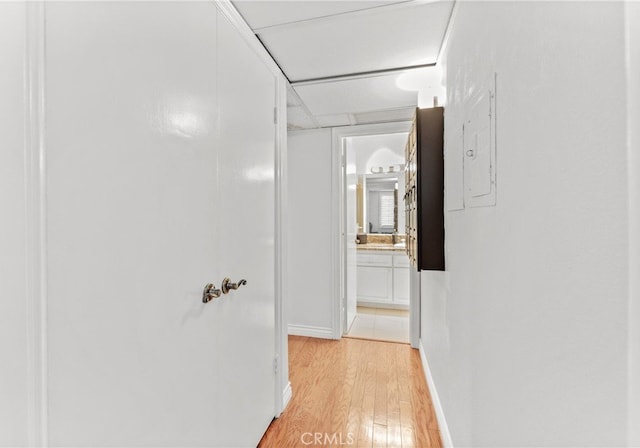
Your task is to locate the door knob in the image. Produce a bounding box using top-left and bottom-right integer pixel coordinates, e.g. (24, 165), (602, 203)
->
(202, 283), (222, 303)
(221, 277), (247, 294)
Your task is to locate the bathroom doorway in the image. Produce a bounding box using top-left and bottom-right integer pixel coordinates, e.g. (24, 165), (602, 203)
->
(332, 122), (418, 345)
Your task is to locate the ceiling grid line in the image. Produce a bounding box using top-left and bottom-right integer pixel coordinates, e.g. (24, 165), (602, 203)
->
(250, 0), (425, 34)
(232, 0), (454, 129)
(290, 62), (438, 86)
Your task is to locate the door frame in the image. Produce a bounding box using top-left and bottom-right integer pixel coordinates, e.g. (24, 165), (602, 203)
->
(626, 1), (640, 444)
(273, 77), (292, 416)
(330, 122), (415, 342)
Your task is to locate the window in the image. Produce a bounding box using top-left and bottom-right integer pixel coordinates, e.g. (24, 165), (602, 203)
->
(379, 191), (395, 228)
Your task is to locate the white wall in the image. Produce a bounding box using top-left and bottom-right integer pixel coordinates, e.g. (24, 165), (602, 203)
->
(287, 129), (335, 337)
(350, 133), (407, 175)
(627, 2), (640, 445)
(422, 2), (630, 446)
(0, 4), (29, 446)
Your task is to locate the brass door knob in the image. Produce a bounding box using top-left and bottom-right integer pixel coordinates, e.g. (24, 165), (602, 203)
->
(221, 277), (247, 294)
(202, 283), (222, 303)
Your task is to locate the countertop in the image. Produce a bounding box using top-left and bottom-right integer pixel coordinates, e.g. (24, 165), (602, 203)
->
(356, 243), (406, 253)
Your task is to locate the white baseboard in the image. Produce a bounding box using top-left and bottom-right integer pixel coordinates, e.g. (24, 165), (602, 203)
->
(419, 339), (453, 448)
(288, 324), (334, 339)
(282, 381), (292, 412)
(356, 300), (409, 310)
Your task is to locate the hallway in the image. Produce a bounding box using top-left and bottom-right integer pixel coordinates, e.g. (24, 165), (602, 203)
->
(259, 336), (440, 447)
(1, 1), (639, 446)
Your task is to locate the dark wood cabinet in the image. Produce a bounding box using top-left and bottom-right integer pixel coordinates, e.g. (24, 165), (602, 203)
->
(404, 107), (445, 271)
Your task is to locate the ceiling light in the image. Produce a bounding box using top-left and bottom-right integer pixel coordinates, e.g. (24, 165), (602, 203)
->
(394, 66), (446, 108)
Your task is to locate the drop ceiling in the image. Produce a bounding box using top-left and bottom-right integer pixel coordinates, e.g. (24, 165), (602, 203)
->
(232, 0), (455, 129)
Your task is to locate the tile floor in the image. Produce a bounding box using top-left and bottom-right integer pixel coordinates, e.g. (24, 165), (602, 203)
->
(345, 306), (410, 344)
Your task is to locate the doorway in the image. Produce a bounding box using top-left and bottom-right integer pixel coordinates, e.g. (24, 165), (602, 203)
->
(331, 122), (418, 346)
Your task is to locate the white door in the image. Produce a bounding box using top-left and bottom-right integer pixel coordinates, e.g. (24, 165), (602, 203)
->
(45, 2), (275, 446)
(344, 140), (358, 331)
(215, 12), (276, 445)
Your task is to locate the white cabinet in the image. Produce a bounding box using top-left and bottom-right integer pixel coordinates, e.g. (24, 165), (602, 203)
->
(393, 254), (410, 268)
(357, 266), (393, 301)
(358, 253), (393, 267)
(356, 251), (410, 308)
(393, 268), (410, 303)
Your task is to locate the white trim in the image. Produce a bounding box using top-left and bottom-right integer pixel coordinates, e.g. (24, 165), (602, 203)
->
(288, 325), (334, 340)
(331, 122), (412, 341)
(281, 381), (293, 415)
(215, 0), (287, 81)
(436, 0), (459, 66)
(24, 2), (48, 446)
(291, 64), (436, 88)
(331, 128), (343, 339)
(626, 2), (640, 445)
(273, 76), (290, 418)
(419, 339), (453, 448)
(356, 301), (409, 311)
(409, 268), (420, 348)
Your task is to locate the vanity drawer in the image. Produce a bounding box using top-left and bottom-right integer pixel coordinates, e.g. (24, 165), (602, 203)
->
(393, 255), (410, 268)
(357, 253), (392, 267)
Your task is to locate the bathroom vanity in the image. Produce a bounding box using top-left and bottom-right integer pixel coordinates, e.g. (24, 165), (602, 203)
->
(356, 244), (410, 309)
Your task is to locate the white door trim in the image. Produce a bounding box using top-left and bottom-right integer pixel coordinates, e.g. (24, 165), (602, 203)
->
(215, 0), (287, 80)
(215, 0), (291, 418)
(626, 1), (640, 445)
(331, 122), (412, 340)
(273, 75), (292, 416)
(25, 2), (48, 446)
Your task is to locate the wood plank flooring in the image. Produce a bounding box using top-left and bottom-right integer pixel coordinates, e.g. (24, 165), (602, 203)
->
(258, 336), (441, 448)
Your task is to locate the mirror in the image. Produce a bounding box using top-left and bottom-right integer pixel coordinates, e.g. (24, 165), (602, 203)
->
(357, 172), (405, 234)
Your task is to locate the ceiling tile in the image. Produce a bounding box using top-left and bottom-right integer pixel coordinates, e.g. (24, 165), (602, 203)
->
(354, 106), (416, 124)
(293, 73), (418, 116)
(287, 106), (318, 130)
(315, 113), (354, 128)
(232, 1), (401, 30)
(258, 1), (454, 81)
(286, 85), (301, 107)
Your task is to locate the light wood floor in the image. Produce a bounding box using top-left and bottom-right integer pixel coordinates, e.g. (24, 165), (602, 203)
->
(258, 336), (441, 448)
